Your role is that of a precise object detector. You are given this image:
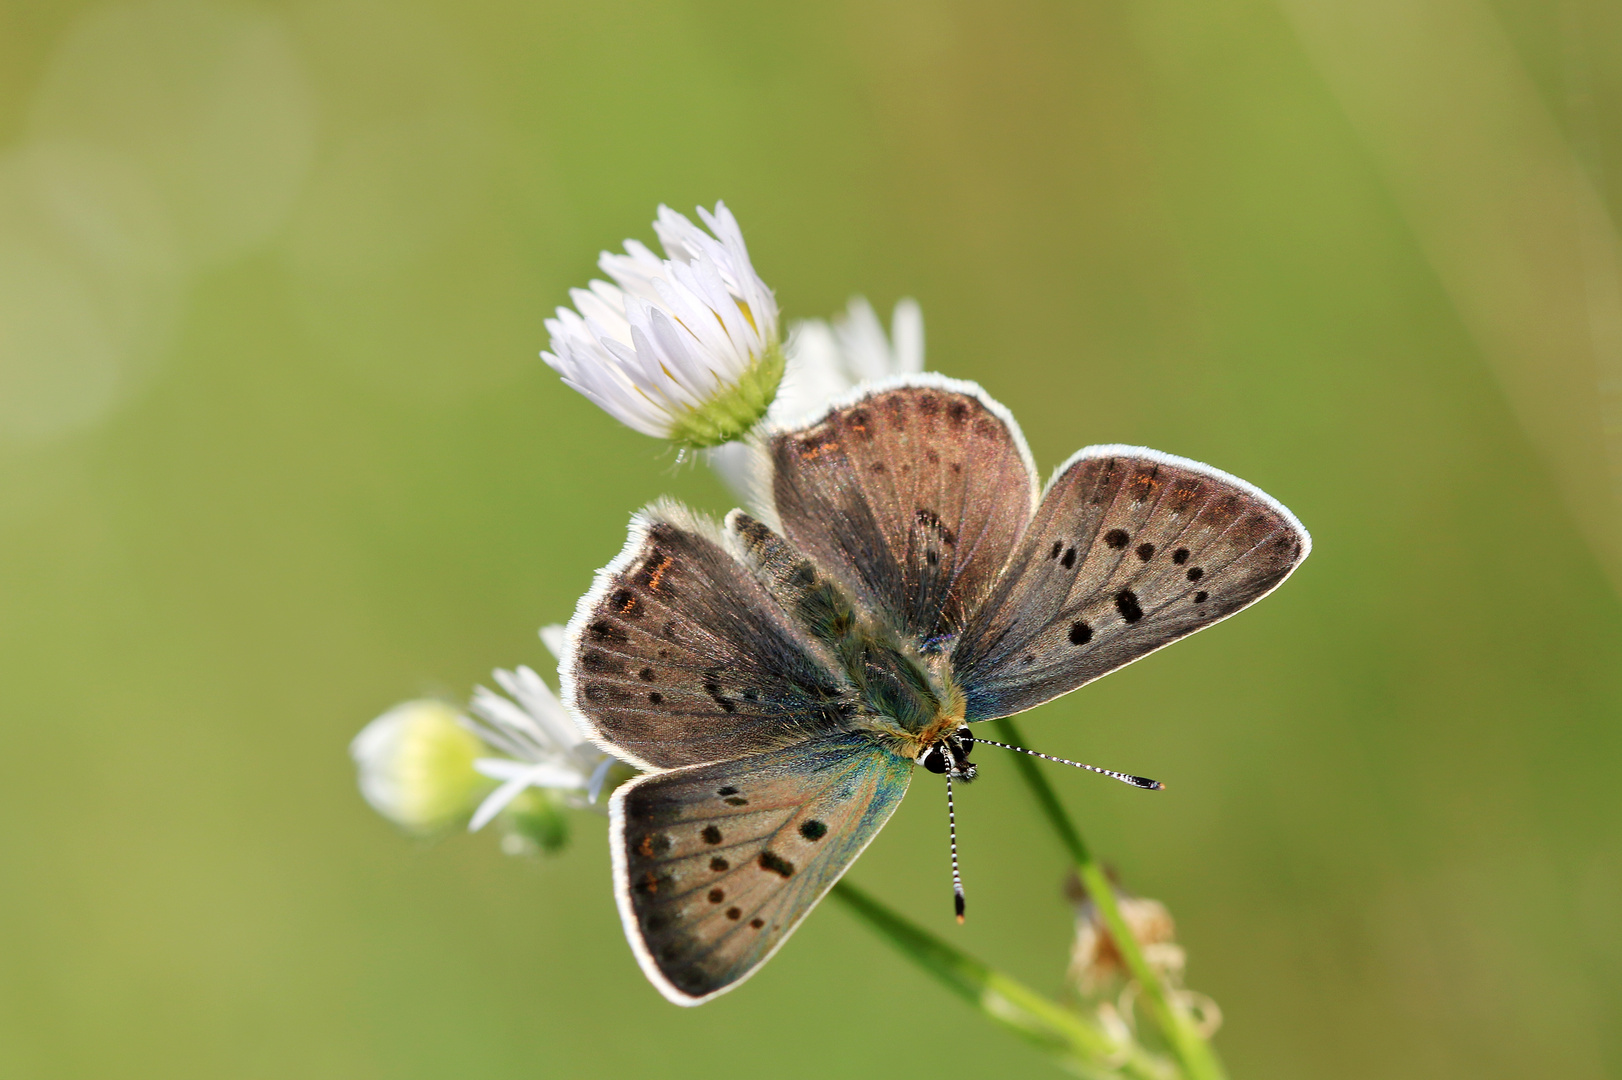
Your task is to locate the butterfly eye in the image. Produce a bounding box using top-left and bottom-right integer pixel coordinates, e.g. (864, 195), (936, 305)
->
(948, 730), (974, 772)
(920, 746), (948, 774)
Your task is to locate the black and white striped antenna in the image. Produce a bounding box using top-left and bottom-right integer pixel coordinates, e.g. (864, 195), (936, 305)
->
(945, 771), (966, 923)
(974, 738), (1165, 791)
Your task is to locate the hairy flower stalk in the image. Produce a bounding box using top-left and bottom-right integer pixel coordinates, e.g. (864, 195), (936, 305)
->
(994, 717), (1228, 1080)
(1067, 877), (1222, 1045)
(543, 202), (784, 448)
(831, 882), (1173, 1080)
(1068, 885), (1183, 997)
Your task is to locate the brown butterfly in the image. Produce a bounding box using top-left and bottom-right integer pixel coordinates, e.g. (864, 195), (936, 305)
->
(559, 376), (1310, 1004)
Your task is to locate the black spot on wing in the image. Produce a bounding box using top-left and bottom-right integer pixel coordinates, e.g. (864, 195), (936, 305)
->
(581, 650), (625, 673)
(1115, 589), (1144, 623)
(1104, 529), (1129, 549)
(757, 851), (795, 877)
(701, 672), (737, 714)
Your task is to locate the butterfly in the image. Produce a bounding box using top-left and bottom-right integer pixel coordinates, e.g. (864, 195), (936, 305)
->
(559, 376), (1310, 1005)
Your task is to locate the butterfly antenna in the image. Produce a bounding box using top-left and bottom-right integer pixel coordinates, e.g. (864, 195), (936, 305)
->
(946, 771), (967, 923)
(974, 738), (1165, 791)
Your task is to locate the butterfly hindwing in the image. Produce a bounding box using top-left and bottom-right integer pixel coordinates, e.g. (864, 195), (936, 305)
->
(562, 501), (856, 769)
(767, 377), (1039, 645)
(951, 447), (1310, 720)
(612, 732), (912, 1004)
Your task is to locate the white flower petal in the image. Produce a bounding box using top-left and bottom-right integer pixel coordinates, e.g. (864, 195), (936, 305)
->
(835, 296), (893, 382)
(472, 758), (587, 789)
(891, 298), (925, 373)
(538, 624), (567, 660)
(707, 297), (928, 498)
(468, 771), (535, 832)
(587, 756), (615, 804)
(469, 685), (547, 744)
(543, 202), (781, 445)
(496, 666), (581, 750)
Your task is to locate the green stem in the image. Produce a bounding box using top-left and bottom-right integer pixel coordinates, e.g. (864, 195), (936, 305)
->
(992, 717), (1227, 1080)
(831, 881), (1172, 1080)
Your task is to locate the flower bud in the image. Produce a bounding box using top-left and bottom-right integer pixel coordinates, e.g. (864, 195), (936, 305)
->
(350, 700), (490, 834)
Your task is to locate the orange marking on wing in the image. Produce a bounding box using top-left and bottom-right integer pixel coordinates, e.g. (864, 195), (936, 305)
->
(646, 555), (674, 592)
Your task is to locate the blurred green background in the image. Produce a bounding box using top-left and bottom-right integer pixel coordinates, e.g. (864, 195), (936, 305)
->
(3, 0), (1621, 1076)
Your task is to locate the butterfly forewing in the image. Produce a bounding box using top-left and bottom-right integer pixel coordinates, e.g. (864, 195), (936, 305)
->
(612, 733), (912, 1004)
(563, 502), (856, 769)
(952, 447), (1310, 720)
(768, 378), (1039, 645)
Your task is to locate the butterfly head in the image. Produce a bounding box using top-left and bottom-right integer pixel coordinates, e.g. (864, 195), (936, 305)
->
(917, 725), (976, 782)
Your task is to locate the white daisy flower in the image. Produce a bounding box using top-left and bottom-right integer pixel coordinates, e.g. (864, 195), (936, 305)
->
(463, 663), (618, 833)
(542, 202), (784, 448)
(351, 626), (628, 852)
(350, 699), (490, 835)
(708, 296), (924, 496)
(781, 295), (924, 420)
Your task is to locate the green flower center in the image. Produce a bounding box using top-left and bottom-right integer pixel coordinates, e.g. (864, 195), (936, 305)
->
(664, 342), (786, 449)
